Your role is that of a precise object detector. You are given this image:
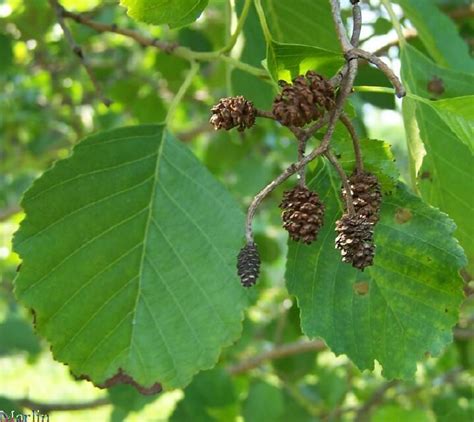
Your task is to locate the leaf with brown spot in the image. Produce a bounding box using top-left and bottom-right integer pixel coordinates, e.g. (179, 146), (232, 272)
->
(354, 282), (369, 296)
(395, 208), (413, 224)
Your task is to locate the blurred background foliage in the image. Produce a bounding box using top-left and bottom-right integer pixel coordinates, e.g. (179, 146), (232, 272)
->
(0, 0), (473, 420)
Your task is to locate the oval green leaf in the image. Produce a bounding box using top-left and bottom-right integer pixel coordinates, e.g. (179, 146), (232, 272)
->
(13, 124), (247, 391)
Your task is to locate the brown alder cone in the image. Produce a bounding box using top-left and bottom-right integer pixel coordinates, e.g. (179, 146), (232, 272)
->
(237, 242), (261, 287)
(210, 96), (256, 132)
(335, 214), (375, 270)
(342, 171), (382, 224)
(279, 185), (325, 244)
(272, 71), (334, 127)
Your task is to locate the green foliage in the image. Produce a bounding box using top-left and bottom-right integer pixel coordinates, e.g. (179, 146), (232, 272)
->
(396, 0), (474, 72)
(401, 44), (474, 269)
(331, 137), (399, 192)
(120, 0), (209, 28)
(287, 162), (465, 379)
(261, 0), (339, 51)
(13, 124), (247, 390)
(243, 381), (284, 422)
(171, 369), (237, 422)
(0, 317), (41, 357)
(0, 0), (472, 420)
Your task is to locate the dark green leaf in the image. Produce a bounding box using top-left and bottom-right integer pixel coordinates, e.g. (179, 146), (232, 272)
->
(0, 317), (41, 357)
(243, 381), (284, 422)
(287, 162), (466, 379)
(171, 369), (237, 422)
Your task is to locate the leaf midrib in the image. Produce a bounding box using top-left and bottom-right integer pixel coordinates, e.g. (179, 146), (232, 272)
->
(129, 129), (167, 363)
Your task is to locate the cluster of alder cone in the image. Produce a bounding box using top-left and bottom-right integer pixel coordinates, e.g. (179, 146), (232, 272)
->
(210, 70), (383, 287)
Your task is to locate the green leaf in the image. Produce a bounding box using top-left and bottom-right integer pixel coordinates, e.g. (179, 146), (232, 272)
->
(286, 162), (466, 379)
(232, 2), (274, 109)
(372, 405), (434, 422)
(395, 0), (474, 72)
(0, 398), (23, 416)
(0, 33), (13, 73)
(261, 0), (339, 52)
(331, 137), (399, 192)
(0, 317), (41, 357)
(13, 124), (247, 391)
(401, 44), (474, 269)
(355, 66), (396, 110)
(120, 0), (209, 28)
(171, 369), (237, 422)
(424, 96), (474, 153)
(108, 384), (157, 418)
(243, 381), (284, 422)
(401, 97), (426, 191)
(267, 41), (344, 82)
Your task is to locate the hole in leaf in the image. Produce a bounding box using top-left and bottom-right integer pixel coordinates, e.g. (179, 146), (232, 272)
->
(395, 208), (413, 224)
(354, 281), (369, 296)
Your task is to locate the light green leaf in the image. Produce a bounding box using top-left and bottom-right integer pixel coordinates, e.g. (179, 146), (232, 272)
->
(427, 96), (474, 153)
(401, 44), (474, 269)
(395, 0), (474, 72)
(261, 0), (339, 52)
(267, 41), (344, 82)
(287, 162), (466, 379)
(13, 124), (247, 391)
(401, 97), (426, 192)
(372, 405), (435, 422)
(331, 137), (400, 192)
(120, 0), (209, 28)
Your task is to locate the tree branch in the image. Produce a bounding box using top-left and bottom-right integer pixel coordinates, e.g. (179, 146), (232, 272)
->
(227, 339), (326, 375)
(49, 0), (112, 106)
(349, 48), (406, 97)
(61, 8), (268, 79)
(16, 397), (110, 413)
(354, 380), (399, 422)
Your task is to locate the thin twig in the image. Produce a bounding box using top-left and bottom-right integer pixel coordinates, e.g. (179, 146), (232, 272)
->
(325, 150), (355, 215)
(49, 0), (111, 106)
(219, 0), (252, 54)
(349, 48), (406, 98)
(351, 3), (362, 47)
(227, 340), (326, 375)
(380, 0), (405, 45)
(297, 136), (308, 186)
(62, 8), (268, 79)
(330, 0), (353, 52)
(17, 397), (110, 413)
(340, 114), (364, 174)
(256, 109), (275, 120)
(354, 380), (399, 422)
(166, 61), (200, 124)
